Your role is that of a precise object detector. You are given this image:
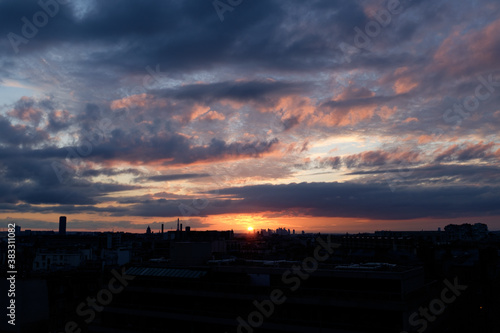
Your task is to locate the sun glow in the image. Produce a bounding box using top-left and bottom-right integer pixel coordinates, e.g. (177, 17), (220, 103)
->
(247, 226), (254, 232)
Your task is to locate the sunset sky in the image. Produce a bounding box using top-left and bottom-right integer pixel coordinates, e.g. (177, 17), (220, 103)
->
(1, 0), (499, 233)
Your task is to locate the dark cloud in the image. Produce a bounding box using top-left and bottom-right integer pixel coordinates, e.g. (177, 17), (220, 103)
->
(347, 164), (500, 186)
(82, 133), (279, 164)
(0, 0), (376, 73)
(0, 115), (49, 146)
(45, 180), (496, 220)
(46, 109), (72, 133)
(297, 148), (421, 171)
(321, 94), (404, 110)
(211, 181), (500, 220)
(282, 116), (300, 131)
(154, 80), (306, 103)
(7, 97), (43, 125)
(140, 173), (210, 182)
(0, 156), (141, 205)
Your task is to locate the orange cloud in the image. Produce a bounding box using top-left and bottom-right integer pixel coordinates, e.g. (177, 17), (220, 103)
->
(316, 104), (397, 127)
(417, 135), (433, 144)
(393, 77), (418, 94)
(197, 110), (226, 121)
(256, 95), (316, 120)
(110, 93), (168, 110)
(189, 104), (211, 120)
(403, 117), (419, 123)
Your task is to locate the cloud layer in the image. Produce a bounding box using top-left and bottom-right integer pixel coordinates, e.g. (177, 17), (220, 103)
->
(1, 0), (499, 231)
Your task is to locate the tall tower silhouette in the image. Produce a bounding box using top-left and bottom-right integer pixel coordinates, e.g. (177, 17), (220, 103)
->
(59, 216), (66, 235)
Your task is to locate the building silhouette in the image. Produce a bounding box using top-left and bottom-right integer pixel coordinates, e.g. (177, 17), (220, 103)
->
(58, 216), (66, 236)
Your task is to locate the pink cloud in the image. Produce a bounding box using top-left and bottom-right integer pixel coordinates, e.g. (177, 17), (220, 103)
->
(434, 141), (498, 162)
(433, 19), (500, 76)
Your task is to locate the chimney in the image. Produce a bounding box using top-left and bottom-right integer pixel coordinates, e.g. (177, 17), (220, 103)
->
(162, 224), (164, 234)
(177, 218), (180, 231)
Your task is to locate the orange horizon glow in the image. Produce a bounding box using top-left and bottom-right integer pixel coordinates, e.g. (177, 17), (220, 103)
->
(3, 212), (500, 234)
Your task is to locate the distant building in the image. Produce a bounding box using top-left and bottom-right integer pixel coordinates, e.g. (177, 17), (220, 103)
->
(32, 249), (86, 271)
(146, 226), (151, 235)
(59, 216), (66, 236)
(101, 248), (131, 266)
(106, 232), (122, 249)
(258, 227), (293, 236)
(445, 223), (488, 241)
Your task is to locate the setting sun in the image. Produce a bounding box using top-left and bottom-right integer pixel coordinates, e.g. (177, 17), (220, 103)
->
(247, 226), (254, 232)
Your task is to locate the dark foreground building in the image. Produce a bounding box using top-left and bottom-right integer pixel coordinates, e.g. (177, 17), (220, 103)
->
(2, 228), (498, 333)
(86, 263), (431, 333)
